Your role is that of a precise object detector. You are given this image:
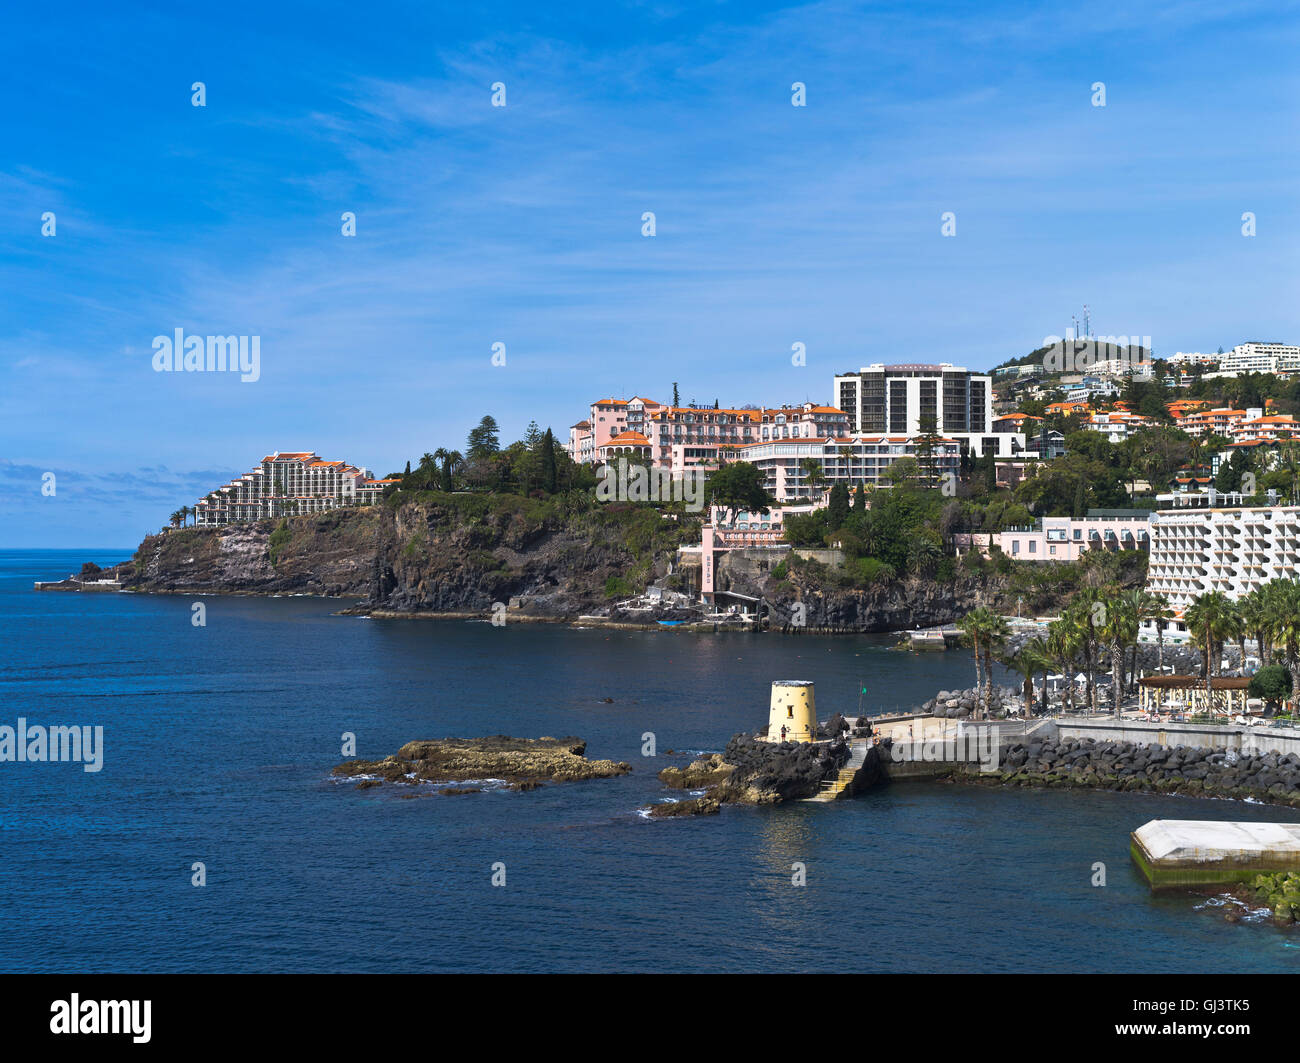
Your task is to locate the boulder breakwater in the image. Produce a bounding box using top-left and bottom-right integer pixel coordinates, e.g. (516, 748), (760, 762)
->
(968, 734), (1300, 808)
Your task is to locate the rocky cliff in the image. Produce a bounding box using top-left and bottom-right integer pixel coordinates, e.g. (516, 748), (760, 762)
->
(713, 547), (1144, 633)
(112, 494), (692, 618)
(715, 552), (999, 633)
(108, 493), (1132, 631)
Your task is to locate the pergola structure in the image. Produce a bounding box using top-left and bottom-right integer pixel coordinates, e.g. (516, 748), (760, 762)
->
(1137, 675), (1252, 716)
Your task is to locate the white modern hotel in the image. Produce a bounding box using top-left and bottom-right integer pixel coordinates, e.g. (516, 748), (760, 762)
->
(1143, 490), (1300, 636)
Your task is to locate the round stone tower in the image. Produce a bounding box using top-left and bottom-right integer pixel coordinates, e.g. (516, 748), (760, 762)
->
(768, 680), (817, 743)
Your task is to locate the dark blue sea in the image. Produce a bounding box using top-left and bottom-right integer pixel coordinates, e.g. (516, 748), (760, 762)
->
(3, 549), (1299, 973)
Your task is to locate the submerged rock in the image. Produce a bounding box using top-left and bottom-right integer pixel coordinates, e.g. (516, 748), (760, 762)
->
(647, 797), (721, 818)
(334, 735), (631, 787)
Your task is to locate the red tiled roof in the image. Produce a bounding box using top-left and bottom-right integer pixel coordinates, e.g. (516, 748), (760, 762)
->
(602, 431), (651, 446)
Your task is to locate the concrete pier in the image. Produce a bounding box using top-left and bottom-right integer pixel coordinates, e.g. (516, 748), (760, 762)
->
(1131, 819), (1300, 889)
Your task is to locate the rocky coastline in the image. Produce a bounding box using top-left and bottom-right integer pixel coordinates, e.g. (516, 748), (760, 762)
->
(84, 501), (1117, 634)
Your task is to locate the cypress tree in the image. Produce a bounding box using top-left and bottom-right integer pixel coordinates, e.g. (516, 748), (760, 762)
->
(541, 428), (558, 493)
(827, 483), (850, 530)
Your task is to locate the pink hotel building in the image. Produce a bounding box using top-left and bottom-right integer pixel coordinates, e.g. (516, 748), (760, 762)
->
(568, 397), (852, 475)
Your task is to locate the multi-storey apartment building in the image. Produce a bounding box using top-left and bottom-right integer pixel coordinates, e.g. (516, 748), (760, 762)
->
(737, 434), (964, 503)
(1167, 352), (1221, 369)
(1217, 342), (1300, 376)
(832, 364), (994, 448)
(1177, 407), (1251, 438)
(1232, 413), (1300, 441)
(195, 451), (392, 526)
(1144, 491), (1297, 620)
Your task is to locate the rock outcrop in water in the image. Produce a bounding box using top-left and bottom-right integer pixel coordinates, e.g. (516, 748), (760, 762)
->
(653, 735), (853, 813)
(647, 796), (722, 818)
(333, 735), (631, 787)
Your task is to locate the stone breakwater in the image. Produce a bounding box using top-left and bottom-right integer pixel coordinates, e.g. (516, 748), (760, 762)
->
(333, 735), (631, 789)
(967, 736), (1300, 808)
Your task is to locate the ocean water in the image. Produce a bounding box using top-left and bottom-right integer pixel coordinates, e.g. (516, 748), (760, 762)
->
(3, 548), (1299, 973)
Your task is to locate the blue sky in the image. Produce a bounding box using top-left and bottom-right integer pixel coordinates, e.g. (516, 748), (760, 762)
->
(2, 0), (1298, 547)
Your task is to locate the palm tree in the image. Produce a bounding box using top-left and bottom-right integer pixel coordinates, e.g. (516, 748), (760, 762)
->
(980, 612), (1011, 719)
(1100, 590), (1139, 716)
(907, 534), (943, 578)
(1046, 621), (1076, 714)
(1139, 590), (1173, 673)
(439, 449), (463, 493)
(1005, 636), (1052, 717)
(798, 458), (826, 495)
(1184, 591), (1241, 713)
(1121, 589), (1167, 689)
(1068, 589), (1105, 716)
(169, 509), (184, 529)
(958, 610), (986, 718)
(431, 448), (449, 490)
(1264, 580), (1300, 708)
(1237, 587), (1266, 666)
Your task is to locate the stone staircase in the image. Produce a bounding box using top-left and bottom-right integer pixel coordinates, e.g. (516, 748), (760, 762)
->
(805, 740), (869, 802)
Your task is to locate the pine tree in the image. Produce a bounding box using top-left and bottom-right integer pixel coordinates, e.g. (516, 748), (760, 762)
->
(466, 415), (501, 459)
(672, 382), (680, 406)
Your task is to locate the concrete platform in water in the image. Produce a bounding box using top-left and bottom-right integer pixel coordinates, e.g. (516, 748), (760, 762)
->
(1131, 819), (1300, 889)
